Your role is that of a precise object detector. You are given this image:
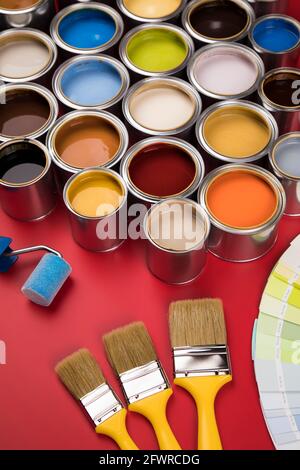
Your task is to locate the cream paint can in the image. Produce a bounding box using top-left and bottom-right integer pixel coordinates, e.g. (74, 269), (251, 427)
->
(123, 77), (201, 142)
(0, 29), (57, 86)
(0, 0), (55, 32)
(196, 100), (278, 169)
(269, 132), (300, 216)
(143, 198), (210, 284)
(187, 42), (265, 107)
(198, 164), (286, 262)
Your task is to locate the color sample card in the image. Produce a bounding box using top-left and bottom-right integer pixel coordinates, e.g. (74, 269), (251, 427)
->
(253, 236), (300, 450)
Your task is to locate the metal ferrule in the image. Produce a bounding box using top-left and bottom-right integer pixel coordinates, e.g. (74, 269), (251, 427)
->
(0, 82), (59, 143)
(187, 42), (265, 102)
(117, 0), (187, 25)
(0, 28), (57, 86)
(123, 77), (202, 142)
(173, 345), (231, 378)
(0, 0), (55, 32)
(248, 15), (300, 71)
(119, 23), (194, 79)
(198, 163), (286, 262)
(50, 3), (124, 56)
(258, 67), (300, 134)
(47, 109), (129, 188)
(120, 136), (205, 204)
(269, 132), (300, 217)
(52, 55), (130, 113)
(182, 0), (255, 46)
(80, 383), (123, 426)
(196, 100), (278, 164)
(120, 360), (169, 405)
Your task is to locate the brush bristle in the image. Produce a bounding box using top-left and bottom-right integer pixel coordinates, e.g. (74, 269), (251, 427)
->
(169, 299), (227, 348)
(55, 349), (105, 400)
(103, 322), (157, 375)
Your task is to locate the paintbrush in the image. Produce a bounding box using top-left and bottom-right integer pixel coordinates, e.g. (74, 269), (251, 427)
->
(169, 299), (232, 450)
(103, 322), (181, 450)
(55, 348), (138, 450)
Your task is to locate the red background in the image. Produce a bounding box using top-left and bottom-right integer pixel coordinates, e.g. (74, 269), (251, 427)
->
(0, 0), (300, 451)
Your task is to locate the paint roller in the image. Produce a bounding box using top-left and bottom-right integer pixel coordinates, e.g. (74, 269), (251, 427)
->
(0, 236), (71, 307)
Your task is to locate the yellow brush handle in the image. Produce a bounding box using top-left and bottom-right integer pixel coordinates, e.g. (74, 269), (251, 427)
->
(175, 375), (232, 450)
(128, 389), (181, 450)
(95, 408), (138, 450)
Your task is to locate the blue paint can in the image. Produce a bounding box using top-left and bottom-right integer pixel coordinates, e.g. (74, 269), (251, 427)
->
(50, 3), (124, 55)
(249, 14), (300, 70)
(52, 55), (130, 112)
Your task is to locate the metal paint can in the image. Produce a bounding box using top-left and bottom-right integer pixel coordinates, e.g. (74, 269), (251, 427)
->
(0, 28), (57, 87)
(0, 138), (56, 221)
(198, 163), (286, 262)
(249, 15), (300, 71)
(120, 136), (205, 205)
(116, 0), (187, 28)
(0, 82), (58, 143)
(269, 132), (300, 216)
(182, 0), (255, 47)
(52, 54), (130, 115)
(196, 100), (278, 169)
(119, 23), (194, 81)
(187, 42), (265, 107)
(63, 168), (128, 252)
(123, 77), (201, 142)
(143, 198), (210, 284)
(47, 109), (129, 189)
(247, 0), (288, 17)
(258, 67), (300, 134)
(0, 0), (55, 32)
(58, 1), (113, 8)
(50, 3), (124, 57)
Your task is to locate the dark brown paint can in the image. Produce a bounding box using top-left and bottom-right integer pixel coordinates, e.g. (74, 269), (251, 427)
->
(0, 83), (58, 142)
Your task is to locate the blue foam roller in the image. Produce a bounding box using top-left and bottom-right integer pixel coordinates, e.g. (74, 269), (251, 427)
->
(21, 253), (72, 307)
(0, 237), (18, 273)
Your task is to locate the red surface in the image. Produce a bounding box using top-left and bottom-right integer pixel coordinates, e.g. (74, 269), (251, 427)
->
(0, 1), (300, 452)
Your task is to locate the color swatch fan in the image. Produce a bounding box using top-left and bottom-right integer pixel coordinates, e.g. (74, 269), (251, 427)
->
(252, 235), (300, 450)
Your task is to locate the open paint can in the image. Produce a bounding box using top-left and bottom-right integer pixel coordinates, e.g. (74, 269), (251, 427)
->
(182, 0), (255, 46)
(52, 55), (130, 114)
(0, 139), (56, 221)
(143, 198), (210, 284)
(123, 77), (201, 141)
(0, 82), (58, 143)
(198, 164), (286, 262)
(0, 28), (57, 86)
(247, 1), (288, 17)
(117, 0), (187, 26)
(196, 100), (278, 168)
(120, 137), (205, 204)
(269, 132), (300, 216)
(47, 110), (129, 188)
(119, 23), (194, 80)
(63, 168), (128, 252)
(249, 15), (300, 71)
(50, 3), (124, 57)
(187, 42), (265, 106)
(258, 67), (300, 134)
(0, 0), (55, 32)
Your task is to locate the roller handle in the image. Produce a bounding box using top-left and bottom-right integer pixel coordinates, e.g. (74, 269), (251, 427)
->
(95, 408), (138, 450)
(175, 375), (232, 450)
(129, 389), (181, 450)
